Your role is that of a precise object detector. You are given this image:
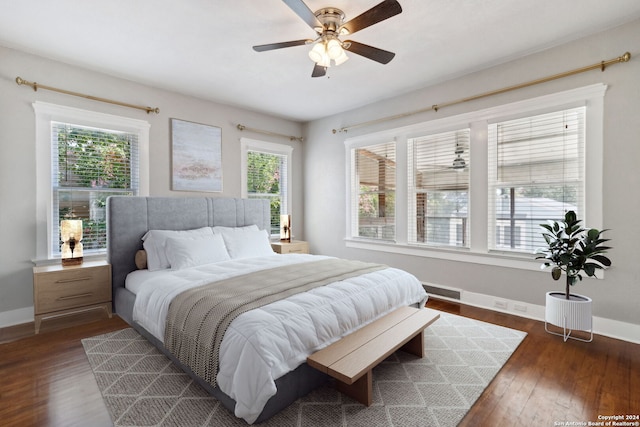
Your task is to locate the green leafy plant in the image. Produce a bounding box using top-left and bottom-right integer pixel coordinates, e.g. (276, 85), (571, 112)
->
(535, 211), (612, 300)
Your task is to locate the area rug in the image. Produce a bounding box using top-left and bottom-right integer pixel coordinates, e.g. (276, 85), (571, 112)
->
(82, 311), (526, 427)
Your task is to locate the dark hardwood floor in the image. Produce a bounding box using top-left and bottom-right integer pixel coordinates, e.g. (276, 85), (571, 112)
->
(0, 299), (637, 427)
(0, 311), (127, 427)
(428, 299), (640, 427)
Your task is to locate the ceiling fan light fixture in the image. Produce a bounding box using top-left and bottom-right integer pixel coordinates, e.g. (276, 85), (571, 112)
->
(326, 38), (343, 59)
(318, 52), (331, 68)
(452, 155), (466, 171)
(334, 49), (349, 65)
(308, 43), (326, 63)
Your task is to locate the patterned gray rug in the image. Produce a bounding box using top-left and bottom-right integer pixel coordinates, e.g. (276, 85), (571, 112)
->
(82, 311), (526, 427)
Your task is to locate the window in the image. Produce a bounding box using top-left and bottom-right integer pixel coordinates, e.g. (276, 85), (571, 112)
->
(34, 102), (149, 260)
(241, 138), (292, 235)
(350, 141), (396, 241)
(488, 107), (585, 253)
(408, 129), (470, 248)
(345, 84), (605, 270)
(53, 122), (139, 254)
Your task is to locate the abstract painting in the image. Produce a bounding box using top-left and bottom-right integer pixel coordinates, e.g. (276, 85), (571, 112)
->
(171, 118), (222, 192)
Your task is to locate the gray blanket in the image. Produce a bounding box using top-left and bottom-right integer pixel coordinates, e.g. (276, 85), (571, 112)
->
(164, 258), (385, 386)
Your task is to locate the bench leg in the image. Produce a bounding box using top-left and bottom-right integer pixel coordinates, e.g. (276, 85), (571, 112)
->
(400, 330), (425, 358)
(336, 370), (373, 406)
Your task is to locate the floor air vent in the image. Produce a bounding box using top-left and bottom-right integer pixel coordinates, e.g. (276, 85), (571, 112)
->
(423, 284), (461, 300)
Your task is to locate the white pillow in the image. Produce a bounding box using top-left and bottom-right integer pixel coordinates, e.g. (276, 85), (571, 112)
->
(220, 228), (275, 259)
(165, 234), (230, 270)
(211, 224), (258, 237)
(142, 227), (213, 271)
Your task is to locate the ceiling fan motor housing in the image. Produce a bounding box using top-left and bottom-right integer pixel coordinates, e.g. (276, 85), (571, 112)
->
(314, 8), (347, 35)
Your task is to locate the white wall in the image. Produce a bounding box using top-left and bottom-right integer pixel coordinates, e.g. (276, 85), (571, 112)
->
(303, 19), (640, 329)
(0, 45), (303, 325)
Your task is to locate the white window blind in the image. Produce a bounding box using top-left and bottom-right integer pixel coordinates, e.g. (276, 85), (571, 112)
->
(488, 107), (585, 253)
(408, 129), (470, 247)
(246, 150), (288, 234)
(351, 141), (396, 241)
(52, 122), (138, 255)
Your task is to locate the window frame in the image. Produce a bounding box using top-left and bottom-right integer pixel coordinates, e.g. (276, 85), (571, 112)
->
(487, 106), (586, 254)
(408, 128), (471, 249)
(345, 84), (606, 271)
(34, 102), (150, 261)
(240, 138), (293, 237)
(350, 140), (397, 242)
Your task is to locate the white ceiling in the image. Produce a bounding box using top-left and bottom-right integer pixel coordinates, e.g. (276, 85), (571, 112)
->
(2, 0), (639, 122)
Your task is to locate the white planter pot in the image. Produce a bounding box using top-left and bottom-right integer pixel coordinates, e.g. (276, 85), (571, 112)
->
(544, 291), (593, 342)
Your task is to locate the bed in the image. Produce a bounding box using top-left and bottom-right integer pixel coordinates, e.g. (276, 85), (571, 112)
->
(107, 196), (428, 424)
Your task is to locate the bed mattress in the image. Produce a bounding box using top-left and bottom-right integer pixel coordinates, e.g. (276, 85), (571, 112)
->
(126, 253), (428, 423)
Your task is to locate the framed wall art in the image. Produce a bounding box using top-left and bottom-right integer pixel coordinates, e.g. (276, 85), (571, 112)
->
(171, 118), (223, 192)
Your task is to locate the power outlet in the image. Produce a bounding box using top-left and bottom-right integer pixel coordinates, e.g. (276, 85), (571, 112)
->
(514, 304), (528, 313)
(494, 300), (508, 309)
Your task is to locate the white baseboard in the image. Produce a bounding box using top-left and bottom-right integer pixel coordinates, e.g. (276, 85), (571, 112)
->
(425, 284), (640, 344)
(0, 306), (34, 328)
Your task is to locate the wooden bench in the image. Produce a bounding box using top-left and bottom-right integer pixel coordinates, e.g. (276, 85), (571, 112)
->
(307, 306), (440, 406)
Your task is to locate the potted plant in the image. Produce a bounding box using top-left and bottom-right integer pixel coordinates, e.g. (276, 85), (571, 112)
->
(535, 211), (612, 341)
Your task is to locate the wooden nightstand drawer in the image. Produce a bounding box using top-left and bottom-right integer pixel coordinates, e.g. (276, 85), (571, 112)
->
(34, 268), (110, 313)
(271, 240), (309, 254)
(33, 261), (112, 333)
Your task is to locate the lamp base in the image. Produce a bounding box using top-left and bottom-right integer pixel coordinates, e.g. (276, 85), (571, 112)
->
(62, 257), (83, 266)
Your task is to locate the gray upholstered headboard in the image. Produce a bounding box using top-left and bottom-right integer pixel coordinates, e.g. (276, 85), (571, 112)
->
(106, 196), (270, 297)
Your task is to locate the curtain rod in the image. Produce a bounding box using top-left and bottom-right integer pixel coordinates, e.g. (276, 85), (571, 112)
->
(15, 76), (160, 114)
(332, 51), (631, 134)
(237, 124), (303, 142)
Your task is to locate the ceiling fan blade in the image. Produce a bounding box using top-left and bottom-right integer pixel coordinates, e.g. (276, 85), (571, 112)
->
(282, 0), (322, 30)
(253, 39), (310, 52)
(311, 64), (327, 78)
(340, 0), (402, 35)
(344, 40), (395, 64)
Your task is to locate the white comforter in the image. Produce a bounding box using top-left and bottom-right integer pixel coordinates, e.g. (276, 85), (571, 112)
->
(128, 254), (428, 424)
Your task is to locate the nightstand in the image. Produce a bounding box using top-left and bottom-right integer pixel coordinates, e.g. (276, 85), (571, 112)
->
(271, 240), (309, 254)
(32, 260), (112, 333)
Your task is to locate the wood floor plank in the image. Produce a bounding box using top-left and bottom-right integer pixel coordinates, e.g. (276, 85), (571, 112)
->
(0, 299), (638, 427)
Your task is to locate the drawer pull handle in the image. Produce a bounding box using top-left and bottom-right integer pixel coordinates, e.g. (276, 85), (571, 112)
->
(55, 276), (92, 284)
(58, 293), (93, 301)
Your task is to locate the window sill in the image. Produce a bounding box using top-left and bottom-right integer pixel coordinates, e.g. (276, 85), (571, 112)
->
(344, 238), (541, 271)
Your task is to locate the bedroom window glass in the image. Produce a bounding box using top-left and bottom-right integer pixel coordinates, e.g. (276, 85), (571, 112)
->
(52, 122), (139, 255)
(351, 141), (396, 241)
(408, 129), (470, 248)
(242, 139), (293, 235)
(488, 107), (585, 253)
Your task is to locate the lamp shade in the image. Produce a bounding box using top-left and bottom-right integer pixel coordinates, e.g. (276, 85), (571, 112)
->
(280, 214), (291, 242)
(326, 39), (343, 60)
(61, 219), (83, 265)
(333, 49), (349, 66)
(308, 43), (326, 63)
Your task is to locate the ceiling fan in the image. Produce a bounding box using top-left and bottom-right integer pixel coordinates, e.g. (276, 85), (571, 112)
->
(420, 141), (469, 172)
(253, 0), (402, 77)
